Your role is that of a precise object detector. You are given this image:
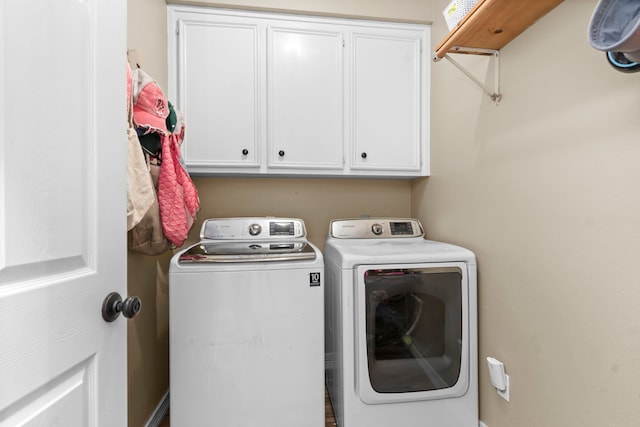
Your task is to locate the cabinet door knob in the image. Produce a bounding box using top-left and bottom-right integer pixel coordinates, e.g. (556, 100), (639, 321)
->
(242, 148), (249, 155)
(361, 152), (367, 159)
(278, 150), (285, 157)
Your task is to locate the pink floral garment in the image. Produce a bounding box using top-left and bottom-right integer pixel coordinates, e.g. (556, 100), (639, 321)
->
(157, 131), (199, 247)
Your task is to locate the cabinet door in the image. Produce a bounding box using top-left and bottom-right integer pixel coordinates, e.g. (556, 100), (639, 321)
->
(350, 29), (425, 173)
(176, 17), (262, 172)
(267, 25), (344, 171)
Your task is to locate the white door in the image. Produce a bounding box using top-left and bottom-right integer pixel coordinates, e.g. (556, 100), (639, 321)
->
(0, 1), (127, 426)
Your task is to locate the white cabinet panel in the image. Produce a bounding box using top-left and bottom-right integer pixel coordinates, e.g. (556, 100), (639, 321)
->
(168, 7), (430, 177)
(351, 31), (422, 172)
(176, 18), (262, 171)
(268, 26), (344, 170)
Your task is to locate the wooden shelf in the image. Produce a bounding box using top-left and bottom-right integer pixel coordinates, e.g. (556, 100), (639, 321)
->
(434, 0), (564, 59)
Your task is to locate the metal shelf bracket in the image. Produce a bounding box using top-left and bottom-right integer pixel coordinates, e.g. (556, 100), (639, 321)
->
(434, 47), (502, 104)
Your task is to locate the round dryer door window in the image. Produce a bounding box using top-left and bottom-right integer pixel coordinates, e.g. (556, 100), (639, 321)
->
(354, 263), (470, 404)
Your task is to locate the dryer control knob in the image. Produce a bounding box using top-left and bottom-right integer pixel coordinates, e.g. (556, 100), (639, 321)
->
(249, 223), (262, 236)
(371, 223), (383, 235)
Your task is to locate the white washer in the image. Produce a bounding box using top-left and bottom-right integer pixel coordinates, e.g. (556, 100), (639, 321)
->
(169, 217), (324, 427)
(324, 218), (478, 426)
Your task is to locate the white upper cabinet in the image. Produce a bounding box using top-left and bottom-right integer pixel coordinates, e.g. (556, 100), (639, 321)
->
(351, 29), (423, 173)
(268, 24), (344, 171)
(167, 6), (430, 177)
(173, 15), (263, 171)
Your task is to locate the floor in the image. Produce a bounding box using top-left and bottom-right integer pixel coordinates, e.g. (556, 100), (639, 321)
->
(159, 387), (337, 426)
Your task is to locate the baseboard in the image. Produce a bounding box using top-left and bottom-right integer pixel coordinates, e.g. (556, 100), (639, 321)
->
(145, 390), (170, 427)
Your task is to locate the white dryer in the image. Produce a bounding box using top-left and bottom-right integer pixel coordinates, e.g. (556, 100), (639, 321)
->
(324, 218), (478, 426)
(169, 217), (324, 427)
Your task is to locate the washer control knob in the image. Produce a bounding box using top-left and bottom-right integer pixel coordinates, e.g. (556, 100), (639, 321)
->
(248, 223), (262, 236)
(371, 223), (383, 235)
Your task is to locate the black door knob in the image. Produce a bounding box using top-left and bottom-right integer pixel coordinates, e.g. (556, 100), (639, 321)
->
(361, 152), (367, 159)
(278, 150), (285, 157)
(102, 292), (142, 322)
(242, 148), (249, 155)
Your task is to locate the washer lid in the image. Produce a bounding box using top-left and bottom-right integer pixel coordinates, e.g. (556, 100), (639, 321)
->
(178, 241), (316, 263)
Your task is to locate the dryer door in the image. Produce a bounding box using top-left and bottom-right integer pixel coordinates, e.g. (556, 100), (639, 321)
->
(354, 262), (470, 404)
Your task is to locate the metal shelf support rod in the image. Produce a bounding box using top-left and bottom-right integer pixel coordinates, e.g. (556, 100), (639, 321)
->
(442, 48), (502, 103)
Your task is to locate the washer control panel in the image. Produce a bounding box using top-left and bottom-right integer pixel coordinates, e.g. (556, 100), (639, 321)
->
(201, 217), (306, 240)
(330, 218), (424, 239)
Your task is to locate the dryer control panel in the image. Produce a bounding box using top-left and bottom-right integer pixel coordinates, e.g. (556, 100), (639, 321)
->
(330, 218), (424, 239)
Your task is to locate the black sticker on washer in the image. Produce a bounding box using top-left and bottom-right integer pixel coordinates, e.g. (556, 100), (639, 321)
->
(310, 272), (321, 287)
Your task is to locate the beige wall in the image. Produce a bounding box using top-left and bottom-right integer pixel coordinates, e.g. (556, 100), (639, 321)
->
(189, 177), (412, 250)
(417, 0), (640, 425)
(126, 0), (427, 425)
(127, 2), (169, 426)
